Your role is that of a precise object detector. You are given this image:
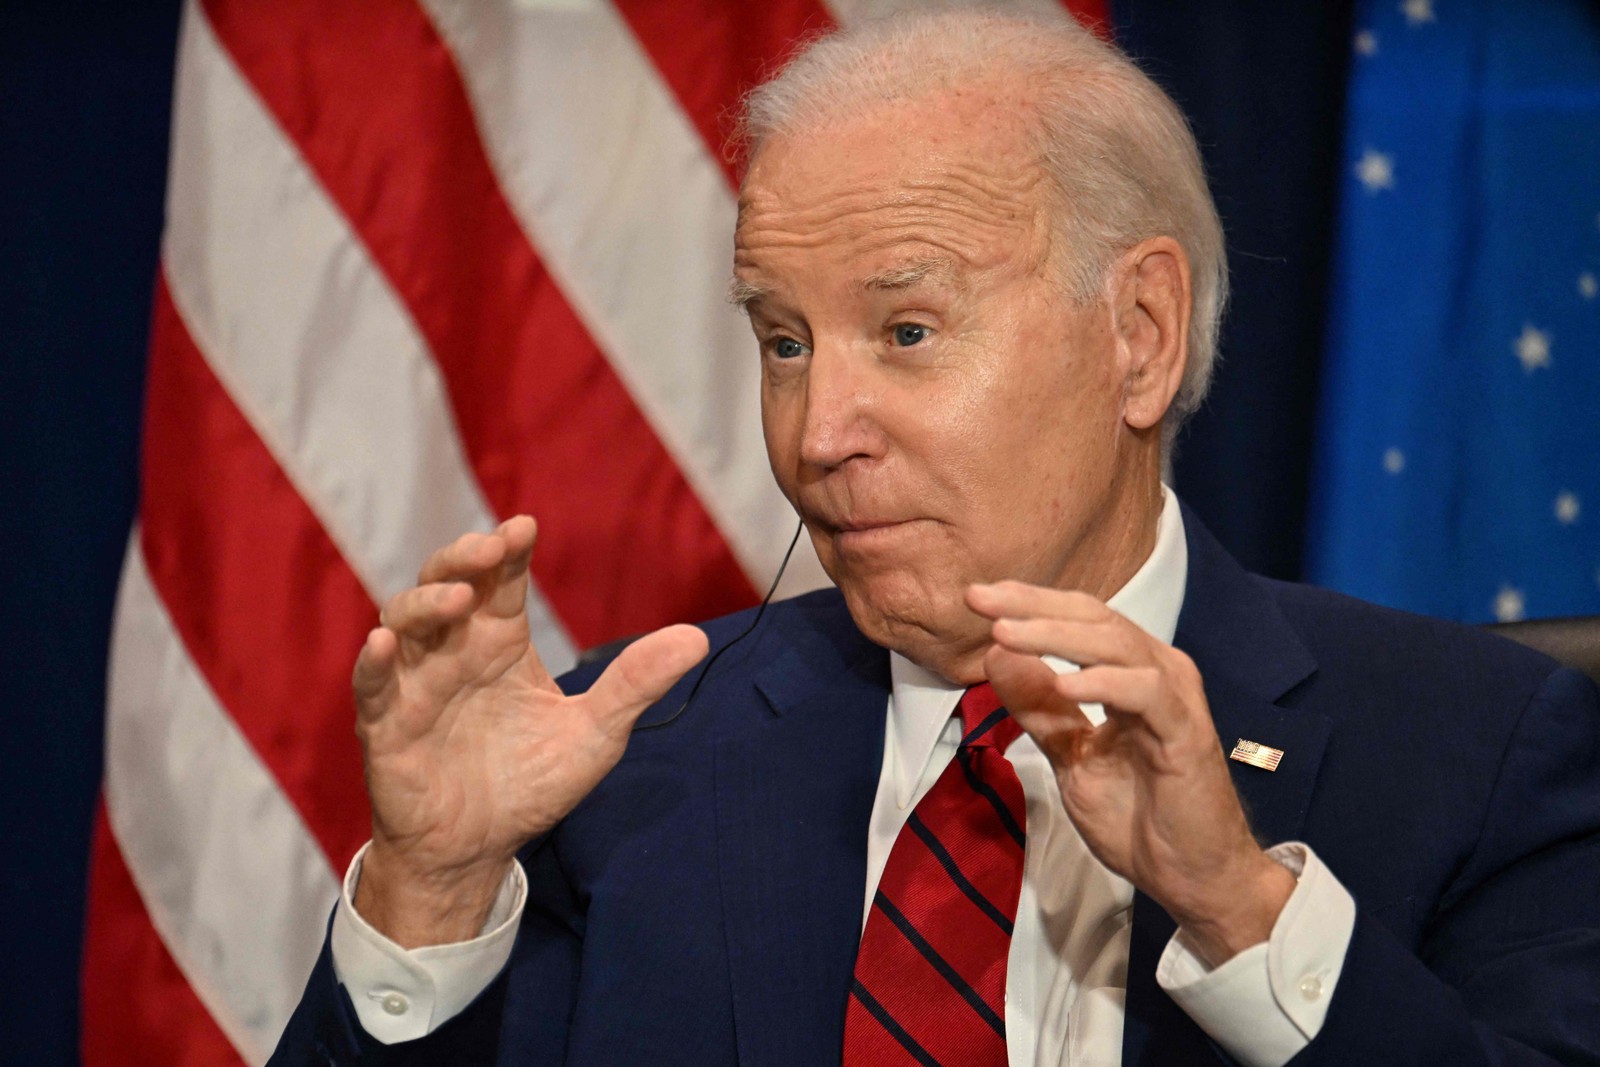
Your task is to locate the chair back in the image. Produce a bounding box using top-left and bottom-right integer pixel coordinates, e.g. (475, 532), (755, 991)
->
(1487, 616), (1600, 686)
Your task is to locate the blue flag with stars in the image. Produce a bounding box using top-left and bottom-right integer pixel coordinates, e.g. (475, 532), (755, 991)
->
(1307, 0), (1600, 624)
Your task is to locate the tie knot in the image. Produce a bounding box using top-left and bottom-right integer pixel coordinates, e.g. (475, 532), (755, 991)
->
(956, 683), (1022, 751)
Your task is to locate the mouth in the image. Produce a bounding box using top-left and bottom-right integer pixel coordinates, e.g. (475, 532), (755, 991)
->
(833, 518), (907, 533)
(829, 518), (923, 551)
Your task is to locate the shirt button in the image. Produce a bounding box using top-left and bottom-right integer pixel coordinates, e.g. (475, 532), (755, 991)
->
(381, 992), (409, 1016)
(1298, 976), (1322, 1001)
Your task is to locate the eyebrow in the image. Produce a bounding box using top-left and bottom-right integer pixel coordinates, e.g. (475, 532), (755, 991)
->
(857, 255), (964, 294)
(725, 254), (965, 312)
(727, 277), (768, 310)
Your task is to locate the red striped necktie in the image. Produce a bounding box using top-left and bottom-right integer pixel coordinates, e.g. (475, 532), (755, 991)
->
(844, 682), (1026, 1066)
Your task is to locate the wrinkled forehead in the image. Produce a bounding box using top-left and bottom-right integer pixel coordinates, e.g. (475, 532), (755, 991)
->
(733, 93), (1054, 284)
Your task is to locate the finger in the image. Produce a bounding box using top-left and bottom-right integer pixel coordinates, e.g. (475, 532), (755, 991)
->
(482, 515), (536, 620)
(989, 615), (1151, 668)
(985, 644), (1069, 712)
(353, 627), (400, 720)
(494, 513), (538, 557)
(583, 624), (710, 728)
(1052, 665), (1180, 736)
(985, 645), (1095, 758)
(378, 581), (475, 637)
(416, 528), (510, 586)
(966, 581), (1115, 624)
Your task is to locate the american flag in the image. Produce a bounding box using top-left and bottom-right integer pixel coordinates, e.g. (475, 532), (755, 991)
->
(81, 2), (1105, 1062)
(1308, 0), (1600, 623)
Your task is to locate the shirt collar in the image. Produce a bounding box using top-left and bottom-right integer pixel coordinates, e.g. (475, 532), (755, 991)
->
(886, 485), (1189, 806)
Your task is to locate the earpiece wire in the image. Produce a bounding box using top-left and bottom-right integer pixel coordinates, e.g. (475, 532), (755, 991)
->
(632, 519), (806, 732)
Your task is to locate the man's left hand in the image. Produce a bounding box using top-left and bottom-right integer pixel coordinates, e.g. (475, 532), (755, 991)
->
(966, 580), (1295, 966)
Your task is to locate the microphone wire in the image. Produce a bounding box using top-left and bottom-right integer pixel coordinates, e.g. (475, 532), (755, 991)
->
(633, 519), (806, 732)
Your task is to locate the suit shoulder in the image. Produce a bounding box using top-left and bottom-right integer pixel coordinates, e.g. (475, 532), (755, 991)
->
(699, 585), (855, 652)
(557, 586), (853, 690)
(556, 585), (875, 745)
(1254, 575), (1562, 710)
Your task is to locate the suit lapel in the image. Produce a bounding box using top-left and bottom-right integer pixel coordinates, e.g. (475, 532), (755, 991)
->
(714, 611), (889, 1067)
(1121, 507), (1332, 1066)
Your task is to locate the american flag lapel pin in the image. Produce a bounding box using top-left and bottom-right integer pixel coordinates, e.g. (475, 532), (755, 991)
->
(1229, 738), (1284, 772)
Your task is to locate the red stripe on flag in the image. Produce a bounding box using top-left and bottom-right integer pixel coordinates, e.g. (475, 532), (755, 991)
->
(611, 0), (836, 189)
(82, 803), (249, 1067)
(200, 0), (760, 649)
(141, 276), (373, 866)
(1064, 0), (1112, 37)
(618, 0), (1110, 195)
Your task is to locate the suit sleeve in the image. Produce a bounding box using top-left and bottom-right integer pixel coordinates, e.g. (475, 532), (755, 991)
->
(1289, 666), (1600, 1066)
(266, 833), (583, 1065)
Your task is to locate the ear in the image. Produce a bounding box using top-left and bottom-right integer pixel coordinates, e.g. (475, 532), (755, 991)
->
(1108, 236), (1191, 432)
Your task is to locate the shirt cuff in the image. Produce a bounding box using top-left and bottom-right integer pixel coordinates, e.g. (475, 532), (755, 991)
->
(1155, 842), (1356, 1067)
(328, 841), (527, 1044)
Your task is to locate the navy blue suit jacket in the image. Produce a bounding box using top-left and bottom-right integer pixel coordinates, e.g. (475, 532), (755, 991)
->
(272, 510), (1600, 1065)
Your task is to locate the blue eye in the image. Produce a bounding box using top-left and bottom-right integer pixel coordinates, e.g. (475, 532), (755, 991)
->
(773, 337), (807, 359)
(892, 324), (929, 347)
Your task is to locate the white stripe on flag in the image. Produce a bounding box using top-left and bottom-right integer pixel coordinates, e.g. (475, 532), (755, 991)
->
(418, 0), (830, 598)
(164, 0), (576, 666)
(825, 0), (1069, 26)
(105, 532), (337, 1066)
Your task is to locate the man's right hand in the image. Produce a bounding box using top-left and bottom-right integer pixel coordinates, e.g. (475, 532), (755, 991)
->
(351, 515), (709, 948)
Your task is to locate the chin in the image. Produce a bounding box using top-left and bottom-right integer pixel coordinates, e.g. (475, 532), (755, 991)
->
(833, 572), (986, 683)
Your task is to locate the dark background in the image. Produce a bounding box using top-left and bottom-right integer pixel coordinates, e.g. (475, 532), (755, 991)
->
(0, 1), (1353, 1061)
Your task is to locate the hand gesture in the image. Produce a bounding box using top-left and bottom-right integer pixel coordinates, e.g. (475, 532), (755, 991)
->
(353, 516), (708, 946)
(967, 582), (1294, 964)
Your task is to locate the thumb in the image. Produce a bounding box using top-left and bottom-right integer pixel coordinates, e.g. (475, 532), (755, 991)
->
(583, 624), (710, 727)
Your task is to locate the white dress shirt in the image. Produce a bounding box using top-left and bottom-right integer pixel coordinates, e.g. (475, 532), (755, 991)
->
(333, 486), (1357, 1064)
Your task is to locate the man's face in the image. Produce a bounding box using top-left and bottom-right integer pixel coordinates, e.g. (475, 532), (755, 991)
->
(734, 86), (1147, 679)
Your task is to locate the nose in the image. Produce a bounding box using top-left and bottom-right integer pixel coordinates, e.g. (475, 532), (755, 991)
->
(797, 343), (878, 470)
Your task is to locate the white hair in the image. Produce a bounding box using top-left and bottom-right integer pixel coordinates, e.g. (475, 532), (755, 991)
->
(736, 8), (1228, 441)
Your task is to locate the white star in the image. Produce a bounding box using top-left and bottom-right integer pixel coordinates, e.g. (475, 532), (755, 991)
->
(1556, 492), (1581, 525)
(1383, 447), (1406, 474)
(1355, 149), (1395, 192)
(1402, 0), (1437, 25)
(1513, 323), (1551, 372)
(1494, 585), (1526, 623)
(1354, 30), (1379, 56)
(1579, 272), (1598, 300)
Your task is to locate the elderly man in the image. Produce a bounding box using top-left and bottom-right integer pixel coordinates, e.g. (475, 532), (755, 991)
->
(272, 10), (1600, 1066)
